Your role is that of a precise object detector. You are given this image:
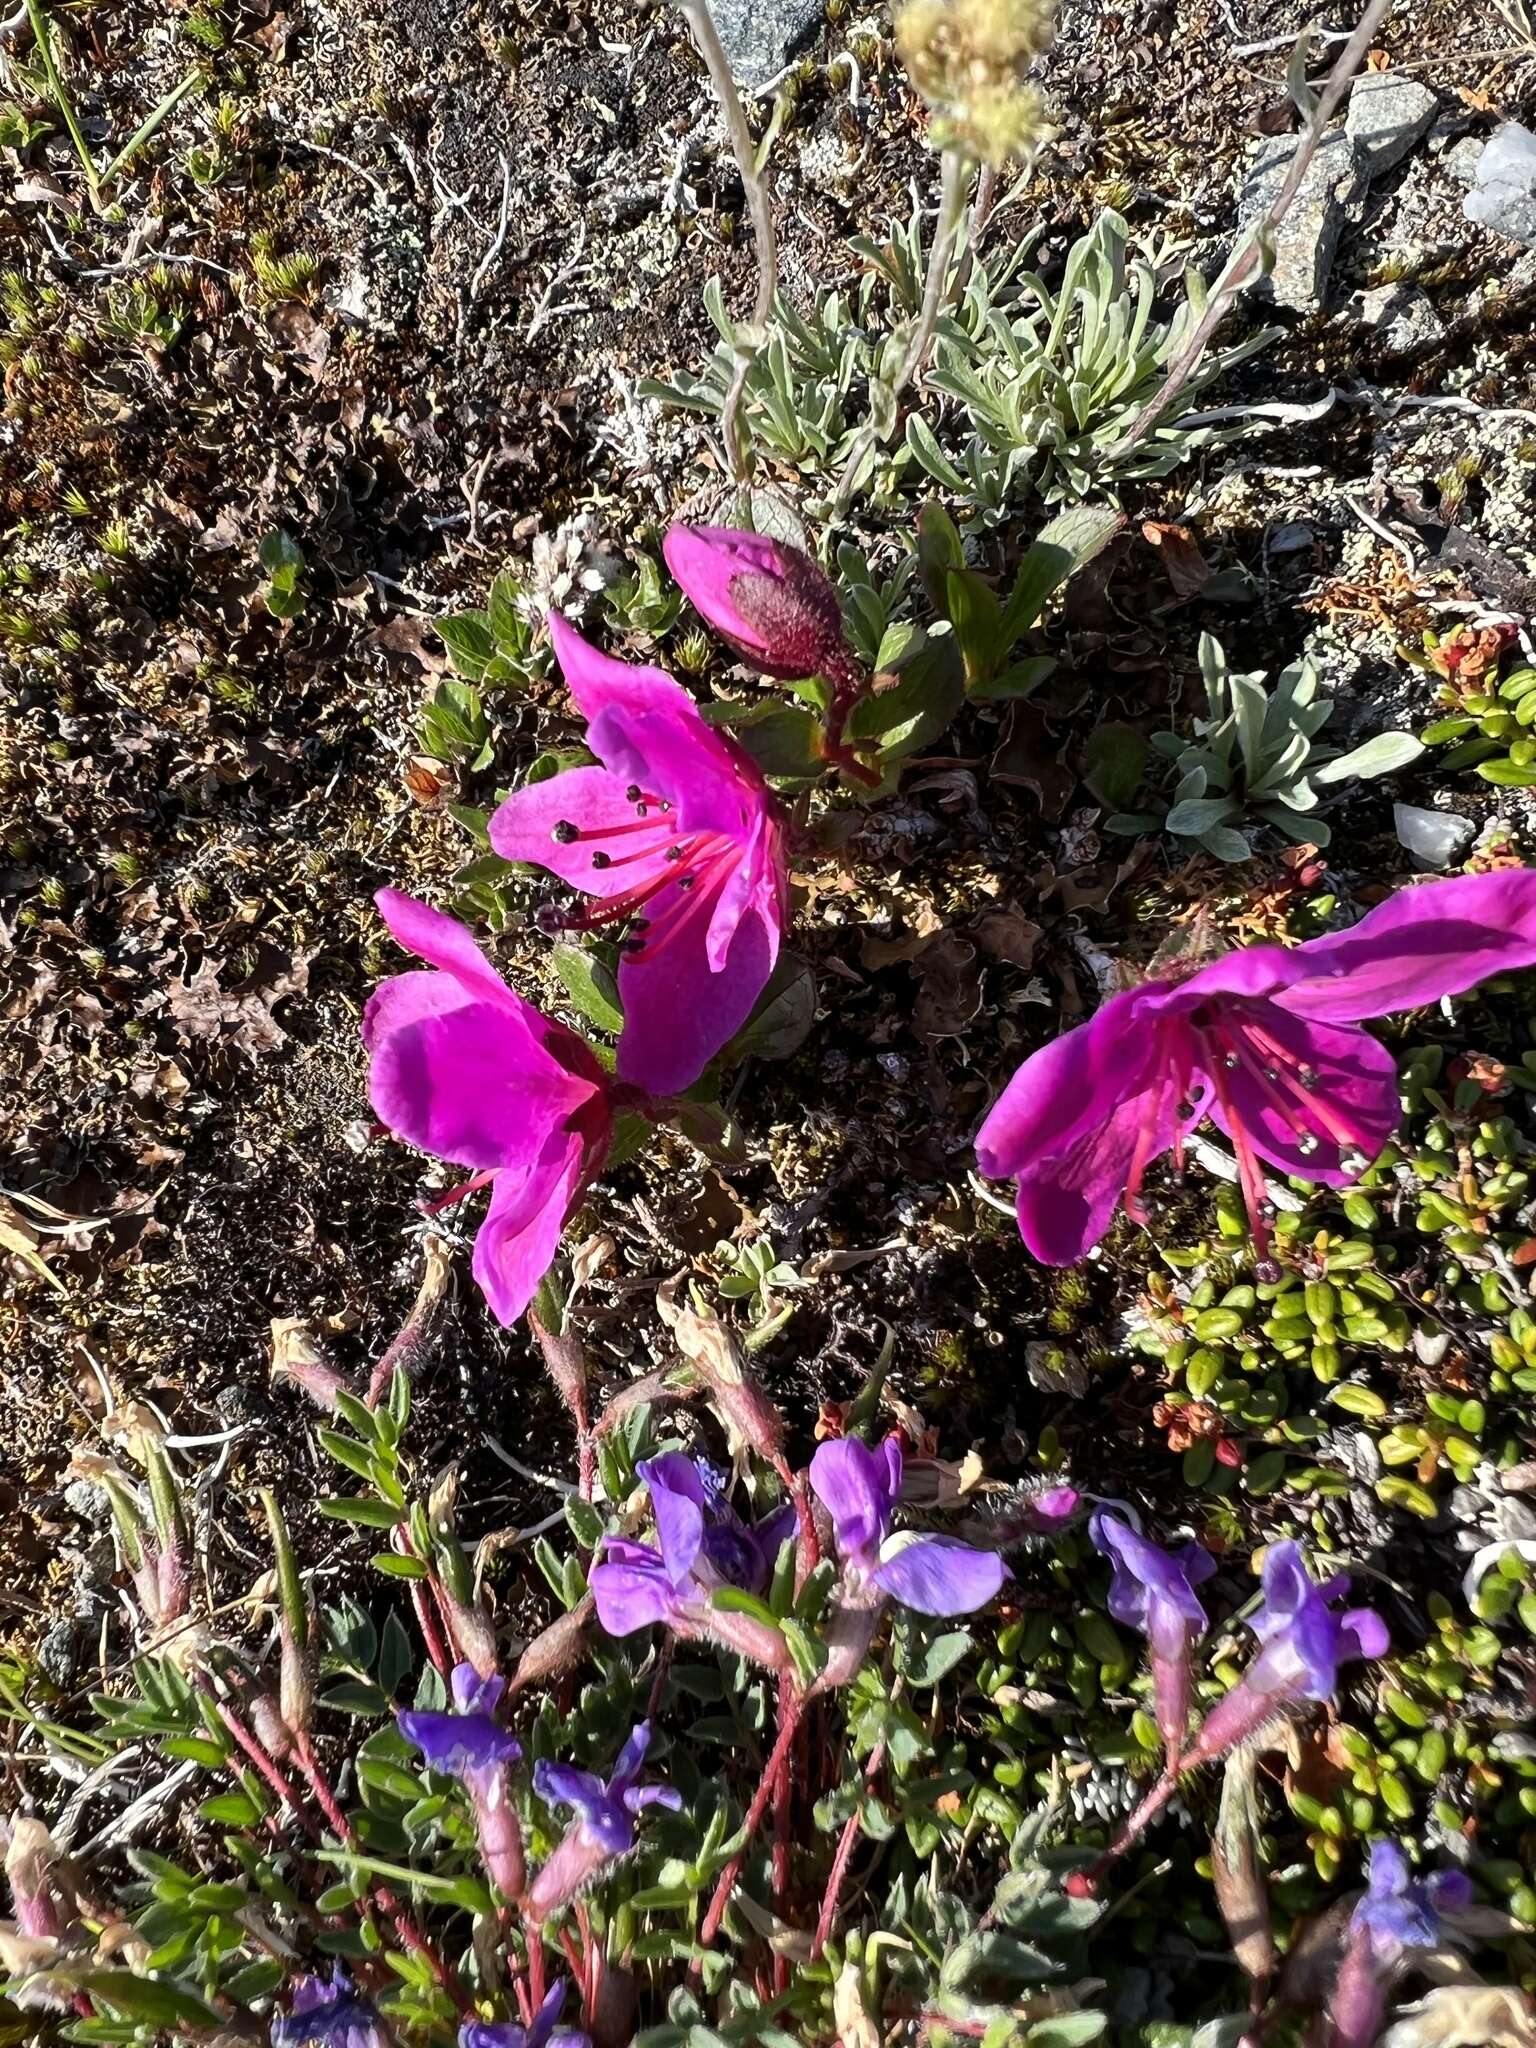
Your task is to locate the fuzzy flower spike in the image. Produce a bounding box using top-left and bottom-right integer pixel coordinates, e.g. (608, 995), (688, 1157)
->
(976, 870), (1536, 1275)
(364, 890), (611, 1325)
(489, 616), (789, 1096)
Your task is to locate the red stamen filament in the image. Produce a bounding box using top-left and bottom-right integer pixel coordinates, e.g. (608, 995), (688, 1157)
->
(1206, 1053), (1278, 1265)
(420, 1168), (496, 1216)
(1122, 1031), (1173, 1226)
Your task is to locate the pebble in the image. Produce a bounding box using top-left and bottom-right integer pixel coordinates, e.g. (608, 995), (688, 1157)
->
(1351, 281), (1445, 351)
(1346, 72), (1440, 178)
(1241, 130), (1369, 312)
(1464, 122), (1536, 246)
(707, 0), (824, 85)
(1395, 802), (1476, 868)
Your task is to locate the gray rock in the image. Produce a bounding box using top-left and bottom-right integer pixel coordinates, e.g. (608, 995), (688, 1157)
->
(1351, 280), (1445, 351)
(1443, 135), (1486, 187)
(1346, 72), (1439, 178)
(37, 1618), (79, 1689)
(1241, 129), (1369, 312)
(1394, 802), (1475, 868)
(1464, 121), (1536, 245)
(707, 0), (824, 85)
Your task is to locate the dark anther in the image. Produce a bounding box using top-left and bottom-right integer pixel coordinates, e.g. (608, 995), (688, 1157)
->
(625, 784), (642, 802)
(666, 845), (684, 862)
(1223, 1053), (1240, 1070)
(621, 938), (646, 954)
(551, 820), (578, 844)
(591, 851), (611, 870)
(678, 875), (696, 891)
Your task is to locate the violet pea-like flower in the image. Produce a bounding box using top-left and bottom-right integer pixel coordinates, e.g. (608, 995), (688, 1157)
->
(398, 1663), (526, 1902)
(1328, 1842), (1474, 2048)
(1188, 1541), (1388, 1765)
(1090, 1509), (1214, 1762)
(589, 1454), (794, 1668)
(270, 1966), (383, 2048)
(810, 1436), (1007, 1616)
(489, 616), (789, 1096)
(976, 870), (1536, 1274)
(459, 1981), (591, 2048)
(526, 1722), (681, 1923)
(364, 889), (611, 1326)
(661, 525), (854, 685)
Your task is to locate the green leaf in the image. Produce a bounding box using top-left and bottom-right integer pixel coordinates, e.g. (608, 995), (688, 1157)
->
(318, 1497), (403, 1528)
(371, 1553), (429, 1581)
(945, 566), (1004, 687)
(1476, 758), (1536, 786)
(1314, 731), (1424, 783)
(710, 1585), (779, 1628)
(969, 656), (1055, 702)
(1082, 723), (1148, 809)
(487, 570), (527, 650)
(904, 1629), (972, 1688)
(998, 504), (1122, 645)
(438, 609), (497, 682)
(565, 1495), (606, 1551)
(847, 637), (966, 761)
(721, 953), (816, 1064)
(720, 703), (825, 784)
(1164, 796), (1240, 836)
(915, 500), (966, 615)
(77, 1973), (222, 2025)
(258, 529), (304, 578)
(1201, 825), (1256, 864)
(200, 1788), (263, 1826)
(552, 944), (624, 1035)
(1028, 2016), (1108, 2047)
(320, 1681), (390, 1715)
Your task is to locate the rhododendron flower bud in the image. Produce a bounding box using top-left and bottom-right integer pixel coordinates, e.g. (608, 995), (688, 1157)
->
(663, 525), (853, 684)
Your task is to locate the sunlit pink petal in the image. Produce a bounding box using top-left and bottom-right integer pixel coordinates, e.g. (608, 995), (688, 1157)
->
(369, 1000), (595, 1171)
(470, 1129), (593, 1326)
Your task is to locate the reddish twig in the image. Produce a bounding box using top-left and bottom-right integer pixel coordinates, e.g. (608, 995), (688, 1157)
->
(695, 1683), (805, 1957)
(367, 1235), (453, 1406)
(811, 1739), (885, 1959)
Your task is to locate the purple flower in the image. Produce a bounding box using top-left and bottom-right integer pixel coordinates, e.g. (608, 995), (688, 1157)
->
(526, 1723), (681, 1922)
(398, 1664), (526, 1902)
(488, 616), (789, 1096)
(271, 1966), (383, 2048)
(1328, 1844), (1474, 2048)
(809, 1436), (1007, 1617)
(364, 890), (611, 1326)
(398, 1664), (522, 1800)
(588, 1455), (794, 1666)
(1353, 1842), (1471, 1964)
(662, 525), (853, 684)
(1091, 1509), (1214, 1762)
(975, 870), (1536, 1273)
(460, 1981), (591, 2048)
(1189, 1541), (1388, 1764)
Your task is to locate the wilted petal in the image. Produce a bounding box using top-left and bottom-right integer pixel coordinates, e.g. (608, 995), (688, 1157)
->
(872, 1532), (1007, 1615)
(1279, 871), (1536, 1025)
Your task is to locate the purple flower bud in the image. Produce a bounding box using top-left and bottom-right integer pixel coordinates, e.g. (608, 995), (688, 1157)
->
(1090, 1508), (1214, 1760)
(4, 1818), (62, 1941)
(270, 1966), (384, 2048)
(662, 525), (852, 683)
(460, 1981), (591, 2048)
(1189, 1542), (1387, 1763)
(526, 1723), (680, 1923)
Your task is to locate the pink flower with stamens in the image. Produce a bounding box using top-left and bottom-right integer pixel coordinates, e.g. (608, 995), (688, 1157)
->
(976, 870), (1536, 1274)
(489, 615), (789, 1095)
(364, 889), (611, 1326)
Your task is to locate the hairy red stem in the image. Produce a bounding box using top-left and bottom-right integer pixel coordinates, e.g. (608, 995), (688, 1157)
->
(695, 1684), (805, 1957)
(812, 1739), (885, 1959)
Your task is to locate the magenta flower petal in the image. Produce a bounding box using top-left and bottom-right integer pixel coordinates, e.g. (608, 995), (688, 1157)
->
(490, 766), (676, 901)
(370, 1001), (594, 1172)
(469, 1132), (594, 1326)
(1207, 1006), (1400, 1182)
(615, 886), (776, 1095)
(871, 1533), (1007, 1616)
(362, 968), (477, 1054)
(975, 987), (1160, 1188)
(1013, 1073), (1183, 1264)
(1277, 870), (1536, 1025)
(546, 610), (701, 728)
(375, 887), (521, 1012)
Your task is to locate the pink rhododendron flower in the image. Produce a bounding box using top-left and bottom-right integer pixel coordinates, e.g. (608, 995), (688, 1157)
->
(364, 889), (611, 1325)
(662, 525), (852, 683)
(489, 615), (788, 1095)
(976, 870), (1536, 1273)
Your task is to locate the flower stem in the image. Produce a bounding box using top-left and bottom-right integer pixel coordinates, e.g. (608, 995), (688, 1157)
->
(834, 145), (972, 512)
(694, 1682), (805, 1957)
(1065, 1766), (1183, 1897)
(811, 1739), (885, 1959)
(675, 0), (778, 485)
